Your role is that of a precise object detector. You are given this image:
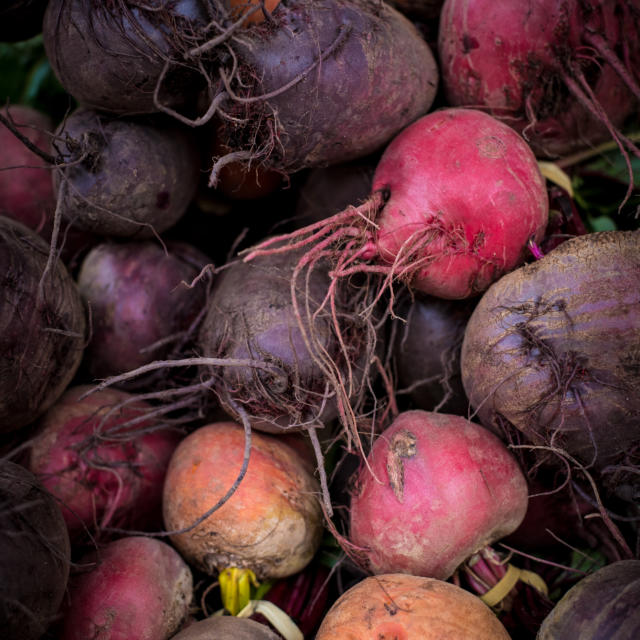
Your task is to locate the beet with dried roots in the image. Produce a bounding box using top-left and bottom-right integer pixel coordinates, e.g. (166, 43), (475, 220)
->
(43, 0), (215, 116)
(197, 248), (381, 435)
(53, 108), (201, 237)
(438, 0), (640, 158)
(0, 216), (86, 433)
(210, 0), (439, 178)
(28, 385), (182, 540)
(461, 230), (640, 474)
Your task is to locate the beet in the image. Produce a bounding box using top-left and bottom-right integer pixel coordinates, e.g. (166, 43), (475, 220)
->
(53, 108), (201, 237)
(0, 460), (71, 640)
(393, 295), (473, 413)
(349, 410), (528, 580)
(538, 560), (640, 639)
(461, 231), (640, 471)
(197, 249), (379, 433)
(0, 216), (86, 433)
(211, 0), (438, 177)
(246, 107), (549, 301)
(77, 240), (210, 382)
(43, 0), (212, 115)
(60, 536), (193, 640)
(438, 0), (640, 157)
(28, 385), (182, 540)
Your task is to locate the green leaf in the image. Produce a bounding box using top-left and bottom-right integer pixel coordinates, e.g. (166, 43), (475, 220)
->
(587, 215), (617, 232)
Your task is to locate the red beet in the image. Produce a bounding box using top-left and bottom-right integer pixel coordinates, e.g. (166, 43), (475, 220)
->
(438, 0), (640, 157)
(247, 108), (549, 300)
(61, 536), (193, 640)
(349, 410), (529, 580)
(28, 385), (182, 539)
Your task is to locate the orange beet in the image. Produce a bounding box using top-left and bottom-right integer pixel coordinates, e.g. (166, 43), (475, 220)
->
(315, 573), (511, 639)
(163, 422), (323, 579)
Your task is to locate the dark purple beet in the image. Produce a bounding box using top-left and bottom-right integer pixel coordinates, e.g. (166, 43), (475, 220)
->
(53, 108), (201, 237)
(77, 240), (210, 382)
(43, 0), (212, 115)
(214, 0), (438, 175)
(538, 560), (640, 639)
(0, 460), (71, 640)
(197, 249), (379, 432)
(0, 216), (86, 433)
(394, 295), (473, 414)
(461, 231), (640, 471)
(0, 1), (48, 42)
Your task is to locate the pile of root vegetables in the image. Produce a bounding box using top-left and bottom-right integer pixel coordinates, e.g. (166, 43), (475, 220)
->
(2, 1), (640, 639)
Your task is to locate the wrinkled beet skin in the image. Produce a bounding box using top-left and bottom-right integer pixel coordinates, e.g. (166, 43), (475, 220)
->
(461, 231), (640, 469)
(0, 461), (71, 640)
(198, 250), (373, 432)
(28, 386), (181, 538)
(438, 0), (638, 157)
(538, 560), (640, 639)
(0, 217), (86, 433)
(77, 240), (210, 380)
(394, 295), (473, 413)
(43, 0), (209, 115)
(54, 109), (200, 237)
(224, 0), (439, 172)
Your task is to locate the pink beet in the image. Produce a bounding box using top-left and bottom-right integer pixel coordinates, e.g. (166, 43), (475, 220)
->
(61, 536), (193, 640)
(349, 410), (529, 579)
